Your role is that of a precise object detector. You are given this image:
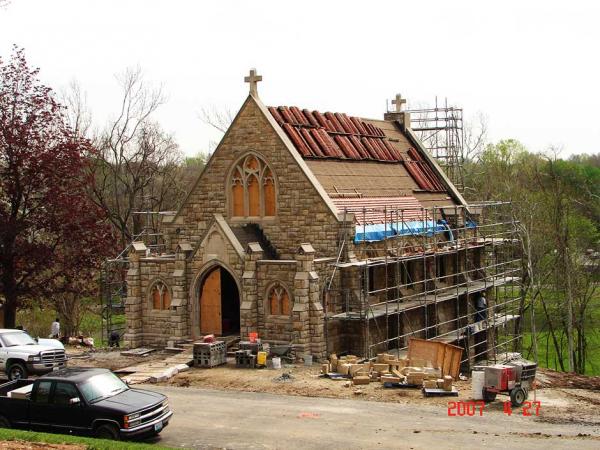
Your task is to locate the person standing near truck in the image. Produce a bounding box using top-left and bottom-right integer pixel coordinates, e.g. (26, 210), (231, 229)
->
(50, 318), (60, 339)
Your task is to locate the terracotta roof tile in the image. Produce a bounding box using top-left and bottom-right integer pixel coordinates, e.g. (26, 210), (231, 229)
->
(268, 105), (446, 192)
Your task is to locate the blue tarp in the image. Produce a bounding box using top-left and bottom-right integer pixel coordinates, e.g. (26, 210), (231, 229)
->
(355, 220), (448, 243)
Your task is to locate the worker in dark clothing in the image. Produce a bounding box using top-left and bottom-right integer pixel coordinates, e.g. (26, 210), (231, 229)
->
(475, 293), (487, 322)
(109, 330), (120, 348)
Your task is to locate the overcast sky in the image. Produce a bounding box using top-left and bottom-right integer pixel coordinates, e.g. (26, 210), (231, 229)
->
(1, 0), (598, 157)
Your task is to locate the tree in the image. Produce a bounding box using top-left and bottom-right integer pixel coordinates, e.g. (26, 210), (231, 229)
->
(87, 68), (185, 249)
(0, 48), (113, 328)
(463, 140), (600, 374)
(199, 105), (234, 151)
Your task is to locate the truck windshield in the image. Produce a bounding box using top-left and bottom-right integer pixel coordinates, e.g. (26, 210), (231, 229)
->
(0, 332), (36, 347)
(79, 372), (129, 404)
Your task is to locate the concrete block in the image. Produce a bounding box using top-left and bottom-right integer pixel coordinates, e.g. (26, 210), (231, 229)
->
(381, 376), (402, 384)
(329, 353), (338, 372)
(373, 363), (389, 373)
(423, 379), (437, 389)
(349, 364), (369, 377)
(352, 376), (370, 385)
(338, 364), (351, 376)
(443, 375), (453, 391)
(423, 368), (442, 379)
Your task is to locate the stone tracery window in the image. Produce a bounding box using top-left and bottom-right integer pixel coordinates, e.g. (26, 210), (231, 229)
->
(150, 281), (171, 310)
(268, 283), (291, 316)
(230, 154), (276, 218)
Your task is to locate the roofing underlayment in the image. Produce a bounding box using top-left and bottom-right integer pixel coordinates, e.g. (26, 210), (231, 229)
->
(331, 196), (453, 242)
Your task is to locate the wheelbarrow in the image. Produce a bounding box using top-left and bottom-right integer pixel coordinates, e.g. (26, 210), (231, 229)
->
(269, 343), (294, 363)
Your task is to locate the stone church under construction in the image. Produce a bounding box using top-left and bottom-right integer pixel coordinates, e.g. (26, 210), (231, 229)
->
(123, 70), (521, 367)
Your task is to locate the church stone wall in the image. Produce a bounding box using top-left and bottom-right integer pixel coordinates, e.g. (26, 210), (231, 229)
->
(166, 97), (342, 260)
(256, 261), (296, 342)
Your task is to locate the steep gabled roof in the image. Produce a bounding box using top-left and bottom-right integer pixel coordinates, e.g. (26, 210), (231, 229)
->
(267, 106), (446, 193)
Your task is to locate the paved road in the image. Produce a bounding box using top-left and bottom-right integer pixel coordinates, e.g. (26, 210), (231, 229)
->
(146, 385), (599, 449)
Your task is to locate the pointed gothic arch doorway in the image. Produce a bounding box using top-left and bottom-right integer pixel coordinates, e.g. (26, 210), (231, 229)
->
(196, 265), (240, 336)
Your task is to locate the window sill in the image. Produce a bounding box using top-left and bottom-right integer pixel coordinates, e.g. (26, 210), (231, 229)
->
(230, 216), (277, 223)
(265, 314), (292, 320)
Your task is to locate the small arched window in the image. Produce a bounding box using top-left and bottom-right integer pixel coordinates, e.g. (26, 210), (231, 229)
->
(267, 283), (291, 316)
(150, 281), (171, 310)
(229, 154), (277, 218)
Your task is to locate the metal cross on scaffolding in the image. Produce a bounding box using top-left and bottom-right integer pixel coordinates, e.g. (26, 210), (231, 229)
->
(392, 93), (406, 112)
(244, 68), (262, 96)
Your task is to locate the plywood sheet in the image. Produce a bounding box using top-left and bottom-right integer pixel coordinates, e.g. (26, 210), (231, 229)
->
(200, 268), (222, 335)
(408, 338), (463, 379)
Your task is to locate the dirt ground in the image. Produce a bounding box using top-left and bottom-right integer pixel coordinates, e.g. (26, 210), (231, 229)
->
(67, 347), (171, 371)
(67, 348), (600, 427)
(160, 359), (600, 427)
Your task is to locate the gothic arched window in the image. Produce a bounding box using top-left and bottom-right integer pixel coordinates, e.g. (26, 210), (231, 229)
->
(267, 283), (291, 316)
(230, 154), (277, 218)
(150, 281), (171, 310)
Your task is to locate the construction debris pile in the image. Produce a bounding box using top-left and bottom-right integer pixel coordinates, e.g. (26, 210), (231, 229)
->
(321, 338), (462, 396)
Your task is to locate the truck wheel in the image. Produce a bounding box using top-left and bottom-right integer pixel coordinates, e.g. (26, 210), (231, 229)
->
(510, 387), (527, 407)
(0, 416), (11, 428)
(482, 389), (496, 402)
(95, 424), (120, 440)
(7, 362), (28, 381)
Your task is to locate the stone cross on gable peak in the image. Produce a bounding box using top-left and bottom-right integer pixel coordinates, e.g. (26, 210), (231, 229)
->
(244, 68), (262, 97)
(392, 93), (406, 112)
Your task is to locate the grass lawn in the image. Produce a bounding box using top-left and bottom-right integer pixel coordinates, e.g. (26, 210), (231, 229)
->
(519, 287), (600, 375)
(0, 428), (173, 449)
(521, 330), (600, 375)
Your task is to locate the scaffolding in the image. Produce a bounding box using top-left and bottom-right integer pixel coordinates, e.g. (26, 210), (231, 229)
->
(407, 98), (465, 191)
(324, 201), (522, 369)
(99, 209), (172, 344)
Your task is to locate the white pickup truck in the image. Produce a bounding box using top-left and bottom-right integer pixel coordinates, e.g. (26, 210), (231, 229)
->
(0, 329), (67, 380)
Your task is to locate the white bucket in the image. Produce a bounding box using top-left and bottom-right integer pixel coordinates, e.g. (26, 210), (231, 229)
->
(304, 354), (313, 366)
(471, 370), (485, 400)
(272, 357), (281, 369)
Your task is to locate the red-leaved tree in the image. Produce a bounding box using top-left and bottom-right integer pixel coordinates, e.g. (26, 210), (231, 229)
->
(0, 47), (114, 328)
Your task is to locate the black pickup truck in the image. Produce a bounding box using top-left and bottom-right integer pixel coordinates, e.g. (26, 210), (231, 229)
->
(0, 367), (172, 440)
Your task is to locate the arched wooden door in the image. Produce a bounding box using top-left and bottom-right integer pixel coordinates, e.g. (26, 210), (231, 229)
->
(199, 268), (222, 335)
(198, 266), (240, 336)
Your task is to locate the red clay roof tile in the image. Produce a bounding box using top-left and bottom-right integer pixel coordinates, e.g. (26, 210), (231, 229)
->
(268, 105), (446, 192)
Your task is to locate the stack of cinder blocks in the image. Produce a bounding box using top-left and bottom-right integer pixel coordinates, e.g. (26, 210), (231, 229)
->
(239, 341), (263, 355)
(235, 349), (256, 368)
(193, 341), (227, 368)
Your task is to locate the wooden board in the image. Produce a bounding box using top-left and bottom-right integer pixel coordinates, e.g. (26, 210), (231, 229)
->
(200, 268), (222, 335)
(121, 347), (156, 357)
(422, 387), (459, 397)
(408, 338), (463, 380)
(408, 338), (443, 368)
(443, 344), (462, 380)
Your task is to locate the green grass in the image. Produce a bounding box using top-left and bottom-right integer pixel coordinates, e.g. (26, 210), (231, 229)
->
(0, 428), (173, 449)
(521, 330), (600, 375)
(518, 286), (600, 375)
